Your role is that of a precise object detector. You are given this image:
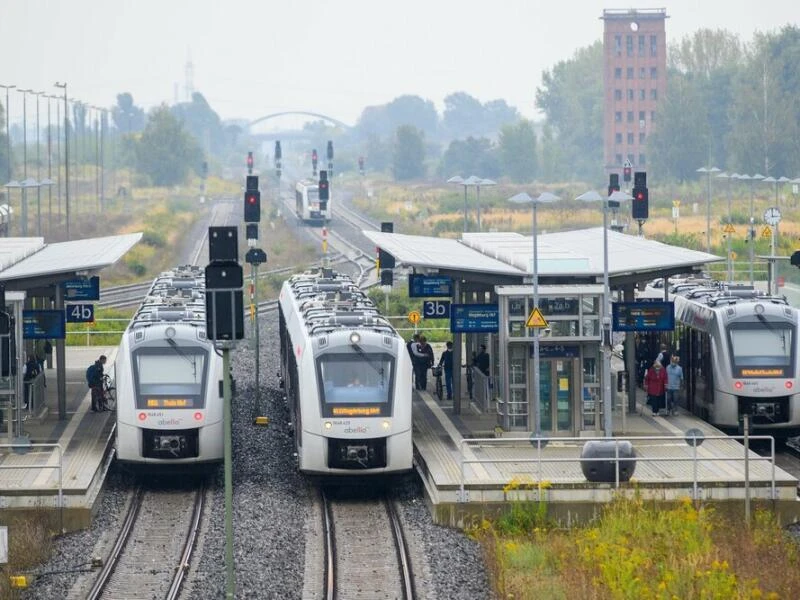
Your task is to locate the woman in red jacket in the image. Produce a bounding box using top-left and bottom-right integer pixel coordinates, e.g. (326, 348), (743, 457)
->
(644, 359), (667, 415)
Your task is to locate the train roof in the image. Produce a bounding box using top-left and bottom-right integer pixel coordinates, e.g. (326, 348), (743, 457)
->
(283, 268), (397, 337)
(671, 280), (790, 309)
(129, 265), (206, 329)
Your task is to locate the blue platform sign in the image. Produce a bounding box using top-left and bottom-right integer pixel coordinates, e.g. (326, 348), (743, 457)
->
(63, 276), (100, 301)
(450, 304), (499, 333)
(423, 300), (450, 319)
(66, 303), (95, 323)
(408, 274), (452, 298)
(612, 301), (675, 332)
(23, 310), (66, 339)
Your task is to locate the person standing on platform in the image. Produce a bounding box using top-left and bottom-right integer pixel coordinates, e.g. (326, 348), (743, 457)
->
(407, 333), (420, 388)
(411, 335), (434, 391)
(438, 341), (454, 400)
(644, 358), (667, 415)
(665, 355), (684, 415)
(34, 339), (46, 387)
(474, 344), (490, 377)
(86, 355), (107, 412)
(23, 354), (39, 410)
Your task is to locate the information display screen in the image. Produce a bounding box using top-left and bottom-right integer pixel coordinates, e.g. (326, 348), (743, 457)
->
(612, 301), (675, 332)
(450, 304), (499, 333)
(23, 310), (66, 339)
(62, 276), (100, 301)
(145, 398), (196, 409)
(408, 274), (452, 298)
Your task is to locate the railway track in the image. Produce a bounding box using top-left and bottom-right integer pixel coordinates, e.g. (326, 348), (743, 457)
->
(321, 490), (416, 600)
(86, 483), (206, 600)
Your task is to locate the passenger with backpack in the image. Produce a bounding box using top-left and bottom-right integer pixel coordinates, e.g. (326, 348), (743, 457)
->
(86, 355), (107, 412)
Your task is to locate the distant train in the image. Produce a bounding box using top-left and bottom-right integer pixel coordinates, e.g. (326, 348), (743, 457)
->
(652, 280), (800, 439)
(115, 265), (224, 465)
(278, 267), (413, 475)
(295, 179), (331, 224)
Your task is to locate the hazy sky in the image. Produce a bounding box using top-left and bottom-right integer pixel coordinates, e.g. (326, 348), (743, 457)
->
(1, 0), (797, 129)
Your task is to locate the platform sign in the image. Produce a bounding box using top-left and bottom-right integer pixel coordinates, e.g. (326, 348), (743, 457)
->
(450, 304), (499, 333)
(66, 303), (95, 323)
(408, 274), (452, 298)
(423, 300), (450, 319)
(62, 276), (100, 301)
(612, 301), (674, 332)
(23, 310), (66, 339)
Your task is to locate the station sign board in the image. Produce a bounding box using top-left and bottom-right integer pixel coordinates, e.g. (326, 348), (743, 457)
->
(423, 300), (450, 319)
(62, 276), (100, 301)
(66, 303), (95, 323)
(408, 274), (452, 298)
(612, 301), (675, 332)
(23, 310), (66, 339)
(450, 304), (499, 333)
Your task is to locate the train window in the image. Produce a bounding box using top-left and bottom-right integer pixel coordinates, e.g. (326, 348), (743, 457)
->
(728, 323), (794, 377)
(133, 348), (207, 409)
(318, 354), (395, 415)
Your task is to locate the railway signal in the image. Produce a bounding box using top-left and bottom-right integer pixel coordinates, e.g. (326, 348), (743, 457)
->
(311, 149), (318, 176)
(327, 140), (334, 178)
(632, 171), (648, 220)
(623, 158), (632, 182)
(246, 151), (254, 174)
(608, 173), (620, 197)
(275, 141), (282, 179)
(358, 156), (365, 175)
(244, 190), (261, 222)
(318, 170), (329, 211)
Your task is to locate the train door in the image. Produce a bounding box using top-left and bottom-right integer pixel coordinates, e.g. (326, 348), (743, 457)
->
(536, 358), (577, 433)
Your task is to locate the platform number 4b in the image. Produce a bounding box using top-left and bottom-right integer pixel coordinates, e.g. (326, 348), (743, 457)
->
(66, 303), (95, 323)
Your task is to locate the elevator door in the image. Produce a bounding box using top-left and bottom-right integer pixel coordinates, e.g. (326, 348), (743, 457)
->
(538, 358), (575, 433)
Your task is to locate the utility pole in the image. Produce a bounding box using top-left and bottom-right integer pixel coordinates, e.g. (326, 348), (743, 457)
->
(54, 82), (69, 240)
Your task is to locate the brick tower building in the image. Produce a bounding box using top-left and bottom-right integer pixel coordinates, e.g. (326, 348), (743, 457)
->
(601, 8), (668, 179)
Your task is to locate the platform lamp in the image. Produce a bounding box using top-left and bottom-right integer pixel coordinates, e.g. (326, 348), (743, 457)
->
(576, 189), (632, 437)
(508, 191), (559, 437)
(474, 177), (496, 232)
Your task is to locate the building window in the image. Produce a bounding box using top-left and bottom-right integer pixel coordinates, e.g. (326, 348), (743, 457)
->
(651, 111), (656, 122)
(614, 89), (622, 101)
(615, 35), (622, 56)
(650, 67), (658, 79)
(627, 67), (634, 79)
(639, 132), (646, 144)
(639, 153), (646, 165)
(626, 35), (633, 57)
(627, 89), (634, 101)
(615, 133), (623, 144)
(651, 88), (658, 100)
(615, 153), (623, 165)
(639, 67), (646, 79)
(639, 110), (645, 121)
(650, 35), (657, 57)
(627, 132), (634, 144)
(615, 111), (622, 123)
(614, 67), (622, 79)
(627, 111), (634, 123)
(639, 89), (646, 101)
(638, 35), (645, 57)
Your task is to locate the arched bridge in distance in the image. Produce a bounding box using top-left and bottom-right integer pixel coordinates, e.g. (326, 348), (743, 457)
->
(247, 111), (353, 133)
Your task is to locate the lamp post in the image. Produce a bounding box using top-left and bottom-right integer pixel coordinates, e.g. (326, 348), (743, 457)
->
(54, 82), (69, 240)
(447, 175), (470, 233)
(576, 189), (632, 437)
(0, 84), (15, 183)
(508, 191), (559, 436)
(17, 89), (33, 235)
(33, 91), (44, 236)
(3, 180), (21, 234)
(717, 172), (732, 281)
(750, 173), (765, 284)
(44, 95), (53, 234)
(474, 177), (496, 232)
(696, 166), (720, 253)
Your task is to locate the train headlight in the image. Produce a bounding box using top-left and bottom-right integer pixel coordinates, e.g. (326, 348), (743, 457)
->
(324, 421), (332, 430)
(382, 420), (390, 430)
(734, 381), (743, 390)
(753, 304), (765, 315)
(165, 326), (177, 339)
(349, 332), (361, 345)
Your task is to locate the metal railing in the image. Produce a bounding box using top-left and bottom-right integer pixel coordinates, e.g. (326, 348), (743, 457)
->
(0, 443), (64, 531)
(458, 434), (777, 502)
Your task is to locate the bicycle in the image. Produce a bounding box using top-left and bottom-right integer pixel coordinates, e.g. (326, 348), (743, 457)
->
(431, 366), (443, 401)
(463, 364), (474, 400)
(101, 373), (116, 411)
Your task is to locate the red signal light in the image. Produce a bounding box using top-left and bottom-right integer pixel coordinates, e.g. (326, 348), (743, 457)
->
(247, 193), (257, 204)
(636, 191), (645, 200)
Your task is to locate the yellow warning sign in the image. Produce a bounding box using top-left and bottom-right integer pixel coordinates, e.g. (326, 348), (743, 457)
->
(408, 311), (421, 325)
(761, 226), (772, 239)
(526, 307), (548, 329)
(723, 223), (735, 234)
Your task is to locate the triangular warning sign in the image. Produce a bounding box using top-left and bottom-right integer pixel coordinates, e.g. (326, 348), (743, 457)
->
(526, 307), (548, 328)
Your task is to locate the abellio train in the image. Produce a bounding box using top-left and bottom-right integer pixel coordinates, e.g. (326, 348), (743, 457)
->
(278, 268), (413, 475)
(115, 265), (224, 465)
(668, 281), (800, 439)
(295, 179), (331, 224)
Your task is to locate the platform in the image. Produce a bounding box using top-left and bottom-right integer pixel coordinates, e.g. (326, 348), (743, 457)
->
(0, 347), (117, 532)
(412, 384), (800, 528)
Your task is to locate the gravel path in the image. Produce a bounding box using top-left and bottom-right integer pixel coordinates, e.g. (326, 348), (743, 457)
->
(21, 316), (493, 599)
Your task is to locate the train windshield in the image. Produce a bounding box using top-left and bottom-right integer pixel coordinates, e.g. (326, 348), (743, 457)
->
(307, 188), (319, 202)
(728, 321), (794, 378)
(133, 346), (208, 409)
(317, 353), (395, 417)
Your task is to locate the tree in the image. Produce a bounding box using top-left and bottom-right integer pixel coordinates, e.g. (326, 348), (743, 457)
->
(171, 92), (224, 155)
(392, 125), (425, 181)
(442, 93), (521, 140)
(535, 41), (604, 181)
(112, 93), (146, 134)
(135, 105), (202, 186)
(440, 137), (500, 178)
(498, 120), (537, 183)
(355, 95), (438, 139)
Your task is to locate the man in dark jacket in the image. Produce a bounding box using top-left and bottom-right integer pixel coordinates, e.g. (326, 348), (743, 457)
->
(411, 335), (434, 391)
(438, 341), (454, 400)
(474, 344), (490, 376)
(87, 355), (107, 412)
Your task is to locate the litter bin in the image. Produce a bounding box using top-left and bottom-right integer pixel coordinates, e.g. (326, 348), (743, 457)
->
(580, 440), (636, 482)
